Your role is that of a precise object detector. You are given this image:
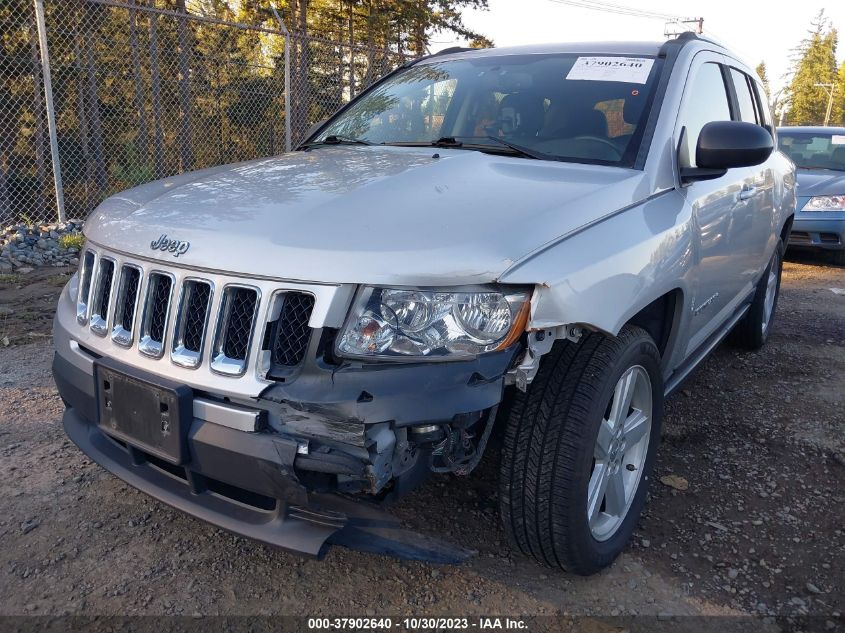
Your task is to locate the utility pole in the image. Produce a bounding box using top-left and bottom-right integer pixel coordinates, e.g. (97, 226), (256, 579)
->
(270, 3), (291, 153)
(33, 0), (65, 222)
(771, 87), (789, 126)
(664, 17), (704, 38)
(814, 83), (835, 126)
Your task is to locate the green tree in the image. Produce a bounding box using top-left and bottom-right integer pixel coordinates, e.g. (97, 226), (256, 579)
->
(1, 0), (493, 221)
(755, 61), (770, 100)
(786, 10), (840, 125)
(836, 63), (845, 125)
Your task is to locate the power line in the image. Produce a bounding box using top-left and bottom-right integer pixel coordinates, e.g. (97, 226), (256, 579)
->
(544, 0), (686, 22)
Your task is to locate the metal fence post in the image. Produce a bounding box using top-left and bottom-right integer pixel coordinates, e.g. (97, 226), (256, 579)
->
(33, 0), (66, 223)
(270, 4), (292, 153)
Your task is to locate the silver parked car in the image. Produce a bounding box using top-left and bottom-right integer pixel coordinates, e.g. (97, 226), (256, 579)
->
(53, 33), (795, 574)
(777, 126), (845, 265)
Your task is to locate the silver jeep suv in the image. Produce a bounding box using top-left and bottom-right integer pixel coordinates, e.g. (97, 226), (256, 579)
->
(53, 33), (795, 574)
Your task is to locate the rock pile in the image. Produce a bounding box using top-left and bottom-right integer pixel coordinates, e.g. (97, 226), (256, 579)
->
(1, 221), (84, 272)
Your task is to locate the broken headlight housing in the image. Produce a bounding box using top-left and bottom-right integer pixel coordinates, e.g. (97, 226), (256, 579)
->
(337, 287), (530, 360)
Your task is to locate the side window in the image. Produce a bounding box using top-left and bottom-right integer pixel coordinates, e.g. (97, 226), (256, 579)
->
(729, 68), (759, 124)
(679, 62), (732, 168)
(752, 80), (774, 130)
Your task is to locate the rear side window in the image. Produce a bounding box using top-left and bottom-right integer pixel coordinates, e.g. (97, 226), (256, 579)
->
(729, 68), (759, 125)
(679, 62), (732, 168)
(753, 81), (774, 130)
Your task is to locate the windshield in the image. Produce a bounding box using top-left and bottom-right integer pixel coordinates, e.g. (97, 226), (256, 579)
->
(313, 53), (664, 167)
(778, 131), (845, 171)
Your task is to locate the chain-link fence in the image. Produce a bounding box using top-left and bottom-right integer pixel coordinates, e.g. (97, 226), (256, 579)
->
(0, 0), (413, 228)
(286, 32), (412, 147)
(0, 0), (56, 227)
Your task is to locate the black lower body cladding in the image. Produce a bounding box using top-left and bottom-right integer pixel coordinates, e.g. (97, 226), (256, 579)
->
(51, 343), (519, 559)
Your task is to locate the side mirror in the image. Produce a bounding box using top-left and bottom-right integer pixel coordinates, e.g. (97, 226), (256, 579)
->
(681, 121), (774, 183)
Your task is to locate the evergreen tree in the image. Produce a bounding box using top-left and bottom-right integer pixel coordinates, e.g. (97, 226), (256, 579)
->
(786, 11), (840, 125)
(2, 0), (493, 221)
(755, 61), (770, 100)
(836, 63), (845, 125)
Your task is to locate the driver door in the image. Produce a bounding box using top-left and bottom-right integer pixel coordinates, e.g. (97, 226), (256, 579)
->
(676, 55), (751, 355)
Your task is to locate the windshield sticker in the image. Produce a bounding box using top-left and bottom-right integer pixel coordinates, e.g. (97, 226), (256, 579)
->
(566, 56), (655, 84)
(832, 135), (845, 145)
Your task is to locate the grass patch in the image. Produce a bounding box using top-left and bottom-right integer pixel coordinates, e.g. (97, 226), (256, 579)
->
(48, 274), (71, 287)
(0, 274), (21, 284)
(58, 233), (85, 250)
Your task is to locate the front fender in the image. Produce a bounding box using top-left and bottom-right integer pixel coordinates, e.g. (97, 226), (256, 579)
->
(500, 190), (693, 337)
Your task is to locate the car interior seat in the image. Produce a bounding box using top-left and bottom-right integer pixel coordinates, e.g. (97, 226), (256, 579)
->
(497, 92), (545, 138)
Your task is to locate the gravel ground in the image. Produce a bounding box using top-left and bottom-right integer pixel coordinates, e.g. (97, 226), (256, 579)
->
(0, 259), (843, 630)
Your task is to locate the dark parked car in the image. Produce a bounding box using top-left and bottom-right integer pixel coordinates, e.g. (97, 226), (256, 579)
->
(778, 126), (845, 264)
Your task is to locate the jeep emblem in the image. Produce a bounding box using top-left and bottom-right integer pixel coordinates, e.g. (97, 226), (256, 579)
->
(150, 234), (190, 257)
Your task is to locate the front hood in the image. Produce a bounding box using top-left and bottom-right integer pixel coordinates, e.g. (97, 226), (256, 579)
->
(85, 146), (650, 286)
(796, 168), (845, 202)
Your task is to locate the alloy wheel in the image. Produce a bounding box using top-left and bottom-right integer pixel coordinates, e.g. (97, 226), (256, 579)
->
(762, 254), (779, 333)
(588, 365), (653, 542)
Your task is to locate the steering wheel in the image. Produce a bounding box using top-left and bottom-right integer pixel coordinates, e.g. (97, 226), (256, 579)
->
(572, 135), (623, 160)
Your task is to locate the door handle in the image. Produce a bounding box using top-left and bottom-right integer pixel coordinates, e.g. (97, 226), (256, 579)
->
(739, 185), (757, 200)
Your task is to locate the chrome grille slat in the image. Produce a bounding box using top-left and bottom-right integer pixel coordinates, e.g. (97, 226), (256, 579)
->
(76, 250), (96, 325)
(172, 279), (213, 369)
(111, 265), (142, 347)
(211, 286), (259, 376)
(90, 258), (115, 336)
(139, 272), (174, 358)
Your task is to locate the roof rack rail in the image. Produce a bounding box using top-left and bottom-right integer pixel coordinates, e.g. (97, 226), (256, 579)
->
(670, 30), (722, 47)
(406, 46), (479, 67)
(432, 46), (477, 56)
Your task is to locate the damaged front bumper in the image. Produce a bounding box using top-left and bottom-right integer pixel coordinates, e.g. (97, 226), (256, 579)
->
(53, 320), (518, 560)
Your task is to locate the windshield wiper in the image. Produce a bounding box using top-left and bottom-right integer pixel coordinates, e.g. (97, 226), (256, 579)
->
(798, 165), (843, 171)
(480, 136), (559, 161)
(383, 135), (559, 161)
(301, 135), (373, 148)
(384, 137), (464, 148)
(432, 136), (463, 148)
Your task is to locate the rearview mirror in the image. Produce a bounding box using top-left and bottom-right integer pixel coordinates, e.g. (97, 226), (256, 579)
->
(681, 121), (773, 183)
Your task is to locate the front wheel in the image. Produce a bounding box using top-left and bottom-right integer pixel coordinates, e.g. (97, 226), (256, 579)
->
(499, 325), (663, 575)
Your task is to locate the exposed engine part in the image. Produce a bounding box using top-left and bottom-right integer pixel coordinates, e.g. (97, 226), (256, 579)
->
(409, 424), (445, 444)
(429, 406), (498, 475)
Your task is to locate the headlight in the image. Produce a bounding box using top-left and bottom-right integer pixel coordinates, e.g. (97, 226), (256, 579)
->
(804, 195), (845, 211)
(337, 287), (531, 360)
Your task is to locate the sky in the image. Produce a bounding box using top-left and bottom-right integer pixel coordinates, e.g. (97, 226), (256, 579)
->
(432, 0), (845, 95)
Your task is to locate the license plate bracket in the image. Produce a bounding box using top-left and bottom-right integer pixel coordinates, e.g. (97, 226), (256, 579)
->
(95, 361), (193, 465)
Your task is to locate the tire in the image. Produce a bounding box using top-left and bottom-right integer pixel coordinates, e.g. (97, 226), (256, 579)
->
(499, 325), (663, 575)
(729, 239), (784, 350)
(831, 250), (845, 267)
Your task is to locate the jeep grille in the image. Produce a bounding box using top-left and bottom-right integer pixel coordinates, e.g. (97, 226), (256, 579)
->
(75, 247), (320, 379)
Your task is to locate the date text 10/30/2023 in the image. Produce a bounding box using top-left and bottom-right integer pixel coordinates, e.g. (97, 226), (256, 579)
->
(307, 617), (528, 630)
